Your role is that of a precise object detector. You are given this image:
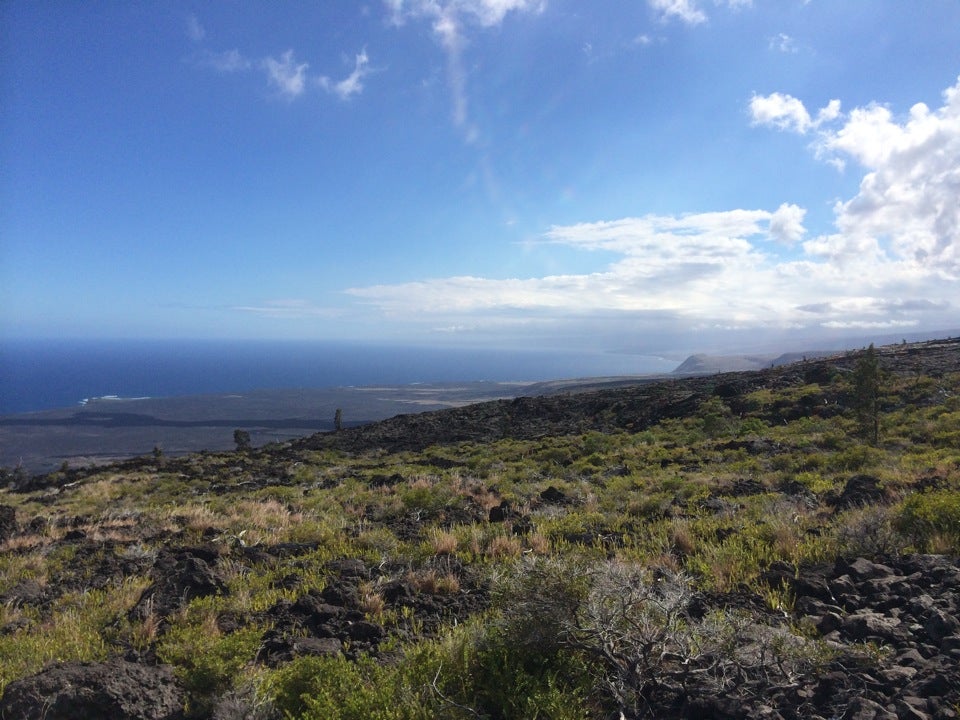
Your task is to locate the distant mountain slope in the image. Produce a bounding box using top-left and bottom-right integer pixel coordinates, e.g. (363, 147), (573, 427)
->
(673, 350), (841, 374)
(672, 353), (779, 374)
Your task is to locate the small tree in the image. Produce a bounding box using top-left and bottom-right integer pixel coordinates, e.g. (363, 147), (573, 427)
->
(233, 429), (252, 452)
(852, 344), (880, 445)
(334, 408), (343, 432)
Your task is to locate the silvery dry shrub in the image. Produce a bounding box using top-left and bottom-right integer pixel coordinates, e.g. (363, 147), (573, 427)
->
(493, 557), (830, 718)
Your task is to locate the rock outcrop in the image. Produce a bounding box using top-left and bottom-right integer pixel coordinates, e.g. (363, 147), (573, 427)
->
(0, 660), (184, 720)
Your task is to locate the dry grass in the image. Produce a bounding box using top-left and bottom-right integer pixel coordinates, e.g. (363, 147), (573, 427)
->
(167, 504), (221, 534)
(408, 569), (460, 595)
(645, 552), (682, 573)
(485, 534), (522, 560)
(0, 533), (57, 554)
(86, 515), (141, 544)
(226, 499), (305, 545)
(407, 475), (435, 491)
(358, 581), (387, 620)
(132, 610), (162, 650)
(428, 529), (458, 556)
(669, 520), (697, 556)
(525, 532), (551, 555)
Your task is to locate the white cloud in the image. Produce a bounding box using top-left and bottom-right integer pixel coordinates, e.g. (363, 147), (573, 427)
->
(387, 0), (545, 27)
(756, 76), (960, 277)
(749, 92), (813, 133)
(385, 0), (543, 138)
(649, 0), (707, 25)
(434, 8), (471, 130)
(768, 203), (807, 245)
(192, 29), (372, 101)
(344, 78), (960, 340)
(348, 208), (801, 321)
(821, 319), (918, 330)
(262, 50), (309, 98)
(648, 0), (750, 25)
(750, 92), (842, 136)
(816, 99), (841, 124)
(769, 33), (796, 53)
(319, 49), (373, 100)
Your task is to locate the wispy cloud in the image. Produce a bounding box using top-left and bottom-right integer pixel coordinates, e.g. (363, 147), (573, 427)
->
(188, 15), (373, 101)
(233, 299), (340, 319)
(262, 50), (309, 99)
(344, 77), (960, 339)
(194, 43), (373, 102)
(649, 0), (707, 25)
(186, 14), (206, 42)
(648, 0), (751, 25)
(386, 0), (545, 140)
(769, 33), (797, 53)
(319, 49), (372, 100)
(386, 0), (546, 28)
(197, 49), (252, 73)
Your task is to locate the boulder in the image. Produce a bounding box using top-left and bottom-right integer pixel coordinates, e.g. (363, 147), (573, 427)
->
(0, 660), (184, 720)
(923, 610), (959, 644)
(539, 486), (567, 504)
(835, 475), (884, 509)
(131, 547), (226, 621)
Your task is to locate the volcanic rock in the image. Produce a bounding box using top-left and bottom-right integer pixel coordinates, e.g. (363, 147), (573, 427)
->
(0, 660), (184, 720)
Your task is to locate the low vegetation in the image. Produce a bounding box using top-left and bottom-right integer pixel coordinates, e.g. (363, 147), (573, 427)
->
(0, 338), (958, 718)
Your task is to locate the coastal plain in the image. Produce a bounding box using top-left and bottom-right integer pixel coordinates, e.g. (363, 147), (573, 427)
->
(0, 382), (534, 474)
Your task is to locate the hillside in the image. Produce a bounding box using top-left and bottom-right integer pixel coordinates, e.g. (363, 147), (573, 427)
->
(0, 337), (958, 719)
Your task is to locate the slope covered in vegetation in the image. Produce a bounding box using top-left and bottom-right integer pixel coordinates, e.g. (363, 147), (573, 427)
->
(0, 338), (958, 719)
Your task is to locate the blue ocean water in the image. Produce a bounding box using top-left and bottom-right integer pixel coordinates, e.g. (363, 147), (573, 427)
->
(0, 339), (677, 415)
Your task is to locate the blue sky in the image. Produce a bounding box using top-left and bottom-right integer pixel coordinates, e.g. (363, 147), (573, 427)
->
(2, 1), (959, 354)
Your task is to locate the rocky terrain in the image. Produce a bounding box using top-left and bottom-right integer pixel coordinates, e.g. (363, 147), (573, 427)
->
(297, 337), (959, 454)
(0, 337), (957, 719)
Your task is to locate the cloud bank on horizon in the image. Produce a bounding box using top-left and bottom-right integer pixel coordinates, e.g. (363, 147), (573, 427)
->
(347, 74), (960, 338)
(2, 0), (958, 351)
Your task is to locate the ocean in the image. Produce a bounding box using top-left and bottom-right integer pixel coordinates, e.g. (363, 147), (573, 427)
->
(0, 339), (677, 415)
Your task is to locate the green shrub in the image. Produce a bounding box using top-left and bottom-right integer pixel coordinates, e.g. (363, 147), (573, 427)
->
(737, 417), (769, 437)
(400, 482), (454, 517)
(829, 444), (877, 472)
(456, 635), (591, 720)
(0, 579), (148, 695)
(158, 615), (262, 700)
(266, 654), (432, 720)
(895, 490), (960, 552)
(698, 397), (738, 439)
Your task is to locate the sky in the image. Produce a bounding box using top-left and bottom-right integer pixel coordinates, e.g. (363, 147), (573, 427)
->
(2, 1), (959, 355)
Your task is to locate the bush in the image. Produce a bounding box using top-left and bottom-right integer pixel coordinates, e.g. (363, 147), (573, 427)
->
(895, 490), (960, 552)
(493, 557), (827, 718)
(833, 505), (905, 557)
(698, 397), (738, 439)
(158, 617), (262, 701)
(265, 654), (431, 720)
